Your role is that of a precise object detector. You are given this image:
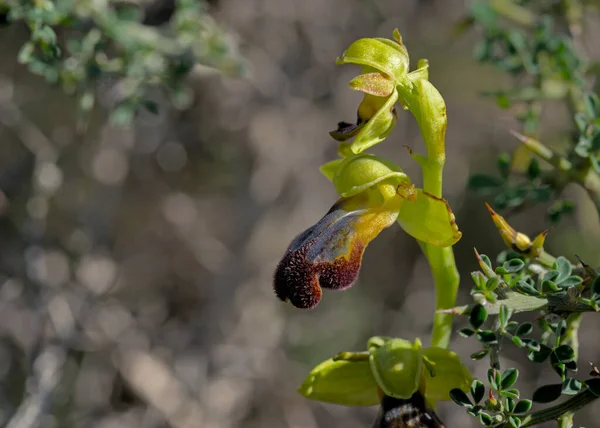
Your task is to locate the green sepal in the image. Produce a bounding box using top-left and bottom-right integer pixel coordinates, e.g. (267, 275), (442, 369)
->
(369, 338), (423, 399)
(422, 347), (473, 405)
(298, 358), (380, 406)
(396, 189), (462, 247)
(335, 37), (409, 83)
(320, 159), (344, 181)
(333, 154), (409, 198)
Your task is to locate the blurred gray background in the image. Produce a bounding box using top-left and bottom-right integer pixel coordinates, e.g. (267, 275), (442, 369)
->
(1, 0), (600, 427)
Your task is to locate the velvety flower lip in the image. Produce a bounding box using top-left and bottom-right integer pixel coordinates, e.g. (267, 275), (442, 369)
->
(274, 193), (398, 309)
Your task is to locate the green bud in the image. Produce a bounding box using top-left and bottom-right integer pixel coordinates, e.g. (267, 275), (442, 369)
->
(370, 338), (423, 399)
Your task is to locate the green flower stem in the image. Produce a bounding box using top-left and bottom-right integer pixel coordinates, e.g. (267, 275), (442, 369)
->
(420, 242), (460, 349)
(410, 87), (460, 350)
(418, 156), (459, 349)
(561, 313), (582, 360)
(515, 389), (598, 427)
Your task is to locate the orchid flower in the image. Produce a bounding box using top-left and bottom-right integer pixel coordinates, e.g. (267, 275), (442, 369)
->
(274, 154), (461, 309)
(298, 336), (472, 408)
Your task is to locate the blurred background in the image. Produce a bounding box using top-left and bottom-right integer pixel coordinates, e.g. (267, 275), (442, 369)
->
(1, 0), (600, 427)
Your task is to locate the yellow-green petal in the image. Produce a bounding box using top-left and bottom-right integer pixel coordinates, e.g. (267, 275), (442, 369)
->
(369, 338), (423, 399)
(298, 358), (380, 406)
(333, 154), (409, 198)
(408, 58), (429, 83)
(349, 89), (398, 154)
(396, 189), (462, 247)
(422, 347), (472, 405)
(349, 72), (395, 97)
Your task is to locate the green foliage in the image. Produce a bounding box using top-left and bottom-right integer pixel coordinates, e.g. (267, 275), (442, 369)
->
(1, 0), (246, 125)
(464, 1), (600, 223)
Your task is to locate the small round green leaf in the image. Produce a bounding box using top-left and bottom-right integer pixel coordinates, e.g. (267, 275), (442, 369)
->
(561, 378), (582, 395)
(499, 304), (511, 328)
(515, 281), (540, 296)
(523, 339), (540, 352)
(541, 280), (559, 293)
(478, 412), (493, 426)
(541, 270), (559, 283)
(471, 349), (490, 360)
(471, 380), (485, 404)
(532, 383), (562, 403)
(477, 330), (498, 345)
(471, 271), (487, 289)
(487, 369), (499, 390)
(552, 362), (567, 378)
(509, 415), (522, 428)
(554, 257), (572, 283)
(505, 397), (515, 413)
(554, 345), (575, 363)
(485, 276), (500, 292)
(480, 254), (492, 268)
(512, 336), (524, 347)
(503, 259), (525, 273)
(528, 344), (552, 363)
(558, 276), (583, 288)
(512, 399), (532, 414)
(516, 322), (533, 337)
(586, 378), (600, 397)
(506, 321), (519, 331)
(458, 328), (475, 338)
(469, 304), (487, 329)
(500, 389), (519, 399)
(449, 388), (473, 408)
